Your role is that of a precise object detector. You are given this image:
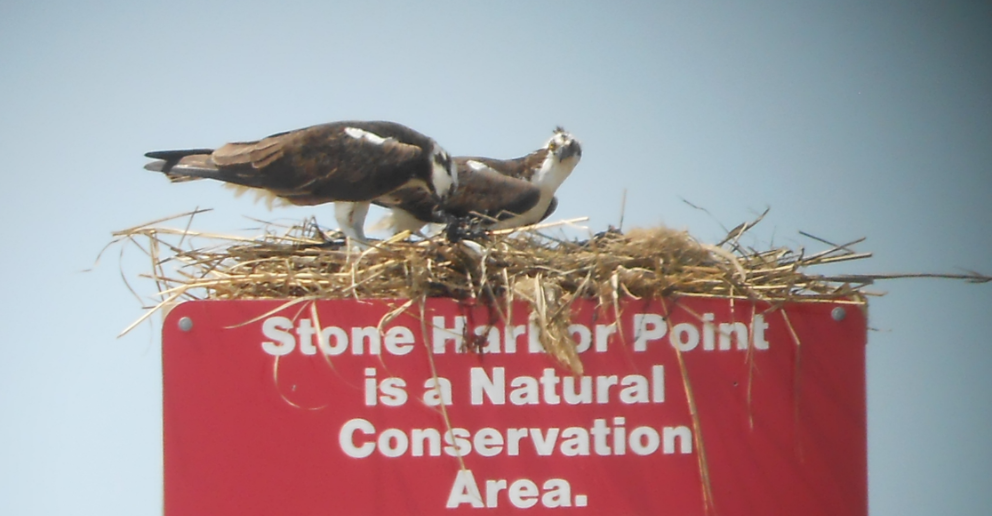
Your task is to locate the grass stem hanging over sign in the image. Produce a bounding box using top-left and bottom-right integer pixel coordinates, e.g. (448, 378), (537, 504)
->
(110, 209), (890, 369)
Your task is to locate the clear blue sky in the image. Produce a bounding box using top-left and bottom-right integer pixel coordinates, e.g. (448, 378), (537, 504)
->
(1, 1), (989, 514)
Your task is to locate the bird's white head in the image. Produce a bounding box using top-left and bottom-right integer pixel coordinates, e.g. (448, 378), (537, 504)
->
(533, 127), (582, 190)
(430, 142), (457, 199)
(546, 126), (582, 167)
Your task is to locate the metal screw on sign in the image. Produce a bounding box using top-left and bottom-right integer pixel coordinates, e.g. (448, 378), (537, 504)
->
(831, 307), (846, 322)
(178, 316), (193, 332)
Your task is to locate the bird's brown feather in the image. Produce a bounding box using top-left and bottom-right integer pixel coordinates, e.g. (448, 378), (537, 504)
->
(375, 161), (541, 224)
(461, 150), (549, 182)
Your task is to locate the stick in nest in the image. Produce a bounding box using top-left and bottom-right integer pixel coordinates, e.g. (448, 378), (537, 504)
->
(106, 212), (933, 374)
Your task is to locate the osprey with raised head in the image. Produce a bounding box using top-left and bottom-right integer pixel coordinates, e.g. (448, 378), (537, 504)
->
(375, 127), (582, 234)
(143, 121), (457, 243)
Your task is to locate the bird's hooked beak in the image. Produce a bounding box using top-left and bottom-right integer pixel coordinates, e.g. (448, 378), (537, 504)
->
(558, 139), (582, 162)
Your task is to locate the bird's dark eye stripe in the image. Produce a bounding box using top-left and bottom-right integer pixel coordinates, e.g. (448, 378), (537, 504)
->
(434, 152), (452, 168)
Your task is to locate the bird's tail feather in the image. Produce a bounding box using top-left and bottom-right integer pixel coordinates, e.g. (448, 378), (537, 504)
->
(368, 212), (398, 233)
(144, 149), (222, 183)
(144, 149), (215, 162)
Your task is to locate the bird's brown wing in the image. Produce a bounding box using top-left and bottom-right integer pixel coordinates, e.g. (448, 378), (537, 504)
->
(212, 126), (422, 170)
(374, 162), (542, 225)
(540, 196), (558, 222)
(462, 150), (549, 182)
(212, 132), (291, 169)
(204, 124), (425, 203)
(444, 164), (541, 221)
(374, 186), (439, 223)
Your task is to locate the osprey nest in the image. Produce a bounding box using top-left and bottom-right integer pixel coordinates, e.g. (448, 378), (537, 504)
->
(112, 209), (891, 371)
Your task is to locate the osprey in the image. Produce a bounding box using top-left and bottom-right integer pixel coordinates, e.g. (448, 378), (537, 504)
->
(143, 121), (457, 242)
(375, 127), (582, 234)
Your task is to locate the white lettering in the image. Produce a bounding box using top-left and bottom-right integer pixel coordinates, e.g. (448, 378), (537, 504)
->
(446, 470), (484, 508)
(475, 325), (501, 353)
(506, 428), (527, 456)
(422, 377), (452, 406)
(629, 426), (660, 455)
(619, 374), (649, 404)
(595, 323), (617, 352)
(633, 313), (667, 351)
(339, 418), (375, 458)
(259, 310), (770, 357)
(384, 326), (414, 355)
(296, 318), (317, 355)
(452, 472), (575, 509)
(528, 319), (543, 353)
(562, 375), (592, 404)
(351, 326), (380, 355)
(559, 427), (589, 456)
(719, 321), (748, 351)
(653, 365), (664, 402)
(568, 324), (592, 352)
(591, 418), (611, 455)
(504, 324), (526, 353)
(471, 367), (505, 405)
(703, 313), (716, 350)
(338, 419), (693, 459)
(509, 376), (539, 405)
(486, 479), (507, 508)
(444, 428), (471, 457)
(613, 417), (626, 455)
(664, 425), (693, 454)
(542, 479), (572, 508)
(671, 322), (700, 351)
(364, 368), (376, 406)
(753, 314), (770, 349)
(474, 428), (504, 457)
(432, 315), (465, 353)
(319, 326), (348, 355)
(595, 375), (618, 403)
(378, 377), (407, 407)
(411, 428), (441, 457)
(261, 316), (295, 355)
(539, 368), (561, 405)
(529, 428), (560, 456)
(377, 428), (408, 457)
(509, 479), (539, 509)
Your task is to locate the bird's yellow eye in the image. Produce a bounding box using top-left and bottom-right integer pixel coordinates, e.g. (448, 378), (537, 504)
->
(548, 141), (558, 151)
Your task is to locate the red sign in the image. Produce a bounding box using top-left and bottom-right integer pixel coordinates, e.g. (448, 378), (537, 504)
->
(162, 297), (866, 515)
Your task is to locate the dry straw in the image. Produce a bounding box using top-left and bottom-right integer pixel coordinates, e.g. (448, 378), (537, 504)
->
(110, 208), (990, 356)
(108, 207), (932, 369)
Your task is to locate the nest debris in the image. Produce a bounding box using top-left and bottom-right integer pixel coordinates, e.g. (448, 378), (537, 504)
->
(108, 209), (912, 371)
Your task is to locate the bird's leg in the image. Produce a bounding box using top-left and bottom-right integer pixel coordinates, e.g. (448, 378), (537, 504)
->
(303, 217), (347, 249)
(335, 201), (371, 250)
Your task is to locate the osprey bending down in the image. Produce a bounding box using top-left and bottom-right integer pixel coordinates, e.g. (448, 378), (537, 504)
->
(374, 127), (582, 234)
(143, 121), (457, 242)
